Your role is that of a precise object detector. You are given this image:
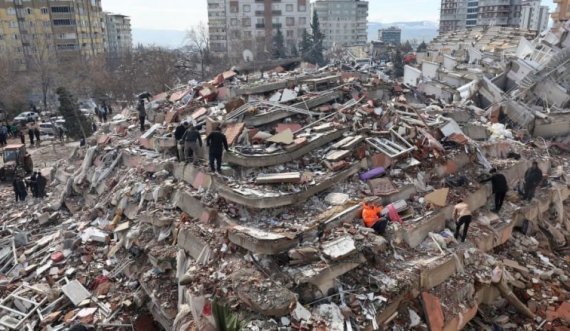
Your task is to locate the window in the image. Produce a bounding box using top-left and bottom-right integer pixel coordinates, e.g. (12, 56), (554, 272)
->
(286, 4), (293, 12)
(7, 7), (16, 15)
(53, 19), (74, 26)
(286, 30), (294, 37)
(25, 7), (32, 15)
(272, 4), (280, 10)
(41, 7), (48, 14)
(9, 21), (18, 28)
(242, 17), (251, 27)
(256, 4), (264, 10)
(51, 6), (72, 13)
(286, 17), (295, 26)
(299, 17), (306, 25)
(230, 18), (238, 26)
(567, 4), (570, 13)
(230, 5), (238, 13)
(299, 5), (306, 12)
(244, 31), (252, 38)
(243, 4), (250, 12)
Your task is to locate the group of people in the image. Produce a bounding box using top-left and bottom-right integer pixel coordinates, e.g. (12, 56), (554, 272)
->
(27, 126), (41, 147)
(362, 161), (544, 243)
(96, 103), (112, 123)
(12, 171), (47, 202)
(174, 122), (229, 173)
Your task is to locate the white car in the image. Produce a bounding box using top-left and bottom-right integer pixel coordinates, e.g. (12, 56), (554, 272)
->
(14, 112), (39, 122)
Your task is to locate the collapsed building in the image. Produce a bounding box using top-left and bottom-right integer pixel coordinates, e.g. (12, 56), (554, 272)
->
(1, 22), (570, 331)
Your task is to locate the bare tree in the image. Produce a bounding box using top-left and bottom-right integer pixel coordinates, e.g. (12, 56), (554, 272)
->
(0, 55), (28, 120)
(184, 23), (211, 80)
(27, 31), (60, 113)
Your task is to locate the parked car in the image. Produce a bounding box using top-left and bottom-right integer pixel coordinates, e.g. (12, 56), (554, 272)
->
(14, 112), (39, 123)
(38, 122), (57, 136)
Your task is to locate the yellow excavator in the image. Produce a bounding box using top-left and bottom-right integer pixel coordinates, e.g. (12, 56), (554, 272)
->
(0, 144), (33, 181)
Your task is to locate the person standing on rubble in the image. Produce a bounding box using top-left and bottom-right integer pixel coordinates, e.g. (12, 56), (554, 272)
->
(362, 201), (388, 235)
(13, 176), (27, 202)
(36, 172), (47, 198)
(206, 126), (228, 173)
(29, 171), (38, 198)
(480, 168), (508, 212)
(137, 99), (146, 133)
(453, 199), (472, 242)
(182, 124), (202, 164)
(174, 121), (188, 161)
(19, 129), (25, 145)
(0, 124), (7, 146)
(28, 127), (34, 147)
(34, 126), (40, 146)
(523, 161), (543, 201)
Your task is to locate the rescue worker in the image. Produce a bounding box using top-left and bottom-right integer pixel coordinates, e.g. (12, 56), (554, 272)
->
(453, 199), (472, 242)
(182, 124), (202, 163)
(13, 176), (27, 202)
(34, 127), (40, 146)
(480, 168), (508, 212)
(206, 126), (228, 173)
(362, 201), (388, 235)
(174, 121), (188, 161)
(29, 172), (38, 198)
(28, 128), (34, 147)
(137, 99), (146, 132)
(523, 161), (543, 201)
(36, 172), (47, 198)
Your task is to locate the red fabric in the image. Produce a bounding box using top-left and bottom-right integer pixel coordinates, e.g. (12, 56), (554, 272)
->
(387, 203), (404, 224)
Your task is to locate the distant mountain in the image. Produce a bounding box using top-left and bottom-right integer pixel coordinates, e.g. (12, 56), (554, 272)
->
(369, 21), (439, 44)
(132, 29), (187, 48)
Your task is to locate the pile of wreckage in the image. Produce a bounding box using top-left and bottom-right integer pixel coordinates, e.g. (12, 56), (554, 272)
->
(1, 24), (570, 331)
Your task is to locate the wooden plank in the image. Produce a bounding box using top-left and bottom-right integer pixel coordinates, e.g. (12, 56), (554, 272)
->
(325, 150), (351, 162)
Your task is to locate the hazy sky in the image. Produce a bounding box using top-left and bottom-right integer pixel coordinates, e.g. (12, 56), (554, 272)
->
(102, 0), (557, 31)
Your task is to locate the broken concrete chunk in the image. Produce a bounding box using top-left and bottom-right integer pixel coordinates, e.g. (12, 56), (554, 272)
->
(267, 129), (294, 145)
(324, 193), (350, 206)
(62, 280), (92, 306)
(321, 236), (356, 260)
(424, 188), (449, 207)
(255, 172), (302, 185)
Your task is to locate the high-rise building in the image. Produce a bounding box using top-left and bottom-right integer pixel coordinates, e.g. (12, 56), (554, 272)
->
(520, 0), (549, 32)
(378, 26), (401, 45)
(0, 0), (105, 69)
(207, 0), (310, 62)
(551, 0), (570, 26)
(311, 0), (368, 49)
(103, 13), (132, 59)
(439, 0), (523, 34)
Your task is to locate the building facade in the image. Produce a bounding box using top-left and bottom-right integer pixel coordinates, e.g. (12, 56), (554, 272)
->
(311, 0), (368, 50)
(552, 0), (570, 26)
(207, 0), (310, 63)
(439, 0), (524, 34)
(103, 13), (132, 59)
(0, 0), (105, 69)
(520, 0), (549, 32)
(378, 26), (401, 45)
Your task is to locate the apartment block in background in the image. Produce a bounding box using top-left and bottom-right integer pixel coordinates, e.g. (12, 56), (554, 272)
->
(552, 0), (570, 26)
(378, 26), (401, 45)
(311, 0), (368, 49)
(520, 0), (549, 32)
(207, 0), (310, 63)
(103, 12), (132, 59)
(0, 0), (105, 69)
(440, 0), (524, 34)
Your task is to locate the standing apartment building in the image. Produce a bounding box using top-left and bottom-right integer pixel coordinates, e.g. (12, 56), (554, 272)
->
(311, 0), (368, 49)
(520, 0), (549, 32)
(552, 0), (570, 26)
(439, 0), (524, 34)
(378, 26), (401, 45)
(103, 12), (132, 59)
(208, 0), (310, 63)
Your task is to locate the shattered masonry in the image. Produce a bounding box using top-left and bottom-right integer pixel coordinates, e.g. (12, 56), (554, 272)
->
(2, 22), (570, 331)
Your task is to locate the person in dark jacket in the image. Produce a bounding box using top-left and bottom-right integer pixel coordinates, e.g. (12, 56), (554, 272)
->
(13, 177), (27, 202)
(34, 127), (40, 146)
(206, 126), (228, 173)
(29, 172), (38, 198)
(174, 122), (188, 161)
(137, 99), (146, 132)
(523, 161), (543, 201)
(36, 172), (47, 198)
(19, 129), (25, 145)
(182, 124), (202, 163)
(28, 128), (34, 147)
(480, 168), (508, 212)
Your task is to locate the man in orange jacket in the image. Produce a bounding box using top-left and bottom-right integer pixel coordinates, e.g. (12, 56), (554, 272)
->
(362, 202), (388, 235)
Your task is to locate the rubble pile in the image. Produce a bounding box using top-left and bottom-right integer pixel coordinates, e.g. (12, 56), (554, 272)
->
(1, 22), (570, 331)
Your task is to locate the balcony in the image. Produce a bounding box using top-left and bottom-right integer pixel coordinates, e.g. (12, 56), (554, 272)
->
(272, 23), (282, 28)
(256, 23), (265, 29)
